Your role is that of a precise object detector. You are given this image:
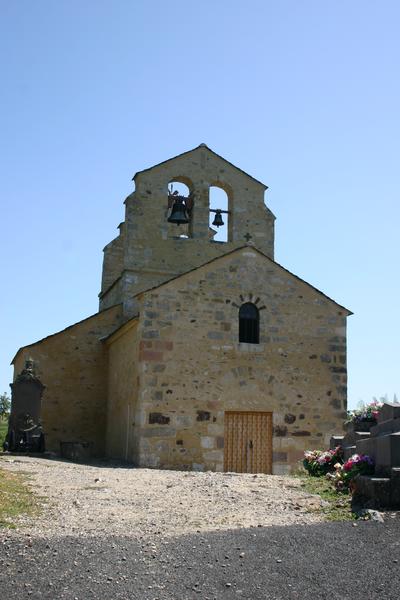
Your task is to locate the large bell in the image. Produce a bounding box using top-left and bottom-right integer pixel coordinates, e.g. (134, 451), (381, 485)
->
(212, 210), (224, 228)
(168, 197), (189, 225)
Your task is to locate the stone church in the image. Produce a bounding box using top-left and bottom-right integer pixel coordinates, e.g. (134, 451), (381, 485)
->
(12, 144), (351, 473)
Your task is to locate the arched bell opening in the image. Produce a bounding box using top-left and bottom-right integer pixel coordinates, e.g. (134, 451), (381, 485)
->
(167, 179), (193, 239)
(209, 185), (231, 243)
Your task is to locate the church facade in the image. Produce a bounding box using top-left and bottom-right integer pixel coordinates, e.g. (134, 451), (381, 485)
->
(12, 145), (351, 473)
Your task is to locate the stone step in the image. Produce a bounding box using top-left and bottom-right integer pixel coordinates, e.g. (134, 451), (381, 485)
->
(342, 431), (371, 447)
(377, 402), (400, 424)
(357, 432), (400, 475)
(370, 418), (400, 437)
(344, 420), (375, 434)
(329, 435), (344, 450)
(374, 432), (400, 475)
(391, 468), (400, 507)
(356, 437), (376, 459)
(354, 475), (392, 509)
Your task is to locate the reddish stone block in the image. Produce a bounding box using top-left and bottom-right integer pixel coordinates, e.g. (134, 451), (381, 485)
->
(139, 340), (153, 350)
(288, 449), (306, 462)
(139, 351), (164, 362)
(153, 340), (173, 351)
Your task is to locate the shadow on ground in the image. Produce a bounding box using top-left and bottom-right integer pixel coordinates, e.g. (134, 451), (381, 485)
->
(1, 517), (399, 600)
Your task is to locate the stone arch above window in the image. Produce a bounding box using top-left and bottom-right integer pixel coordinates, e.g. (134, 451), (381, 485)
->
(239, 302), (259, 344)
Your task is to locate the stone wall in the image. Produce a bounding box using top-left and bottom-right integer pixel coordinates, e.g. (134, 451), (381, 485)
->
(130, 247), (348, 473)
(101, 224), (124, 295)
(99, 145), (275, 317)
(12, 305), (122, 456)
(105, 320), (139, 460)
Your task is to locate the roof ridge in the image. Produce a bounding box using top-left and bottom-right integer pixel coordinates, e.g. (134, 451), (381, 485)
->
(132, 144), (268, 189)
(133, 244), (352, 315)
(11, 303), (123, 364)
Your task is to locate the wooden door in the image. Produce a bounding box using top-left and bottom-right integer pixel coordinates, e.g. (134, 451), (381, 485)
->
(224, 411), (272, 474)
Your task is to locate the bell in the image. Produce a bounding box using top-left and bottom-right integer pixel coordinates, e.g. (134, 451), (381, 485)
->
(168, 197), (189, 225)
(212, 210), (224, 227)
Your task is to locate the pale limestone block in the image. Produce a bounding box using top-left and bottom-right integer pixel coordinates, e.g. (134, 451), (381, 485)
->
(335, 327), (346, 337)
(154, 440), (170, 453)
(272, 464), (291, 475)
(281, 437), (295, 448)
(142, 427), (175, 438)
(140, 454), (160, 467)
(175, 415), (194, 427)
(207, 423), (224, 435)
(203, 450), (223, 461)
(201, 436), (215, 449)
(136, 410), (147, 427)
(273, 413), (284, 424)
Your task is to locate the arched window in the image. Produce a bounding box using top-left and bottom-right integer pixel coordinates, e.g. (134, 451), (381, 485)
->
(239, 303), (259, 344)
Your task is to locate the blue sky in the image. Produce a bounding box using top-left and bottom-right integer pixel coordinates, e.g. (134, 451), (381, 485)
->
(1, 1), (399, 409)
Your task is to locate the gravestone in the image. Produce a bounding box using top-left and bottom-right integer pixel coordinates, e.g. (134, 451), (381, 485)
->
(4, 359), (45, 452)
(334, 403), (400, 508)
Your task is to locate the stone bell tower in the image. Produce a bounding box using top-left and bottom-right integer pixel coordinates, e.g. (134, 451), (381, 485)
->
(99, 144), (275, 317)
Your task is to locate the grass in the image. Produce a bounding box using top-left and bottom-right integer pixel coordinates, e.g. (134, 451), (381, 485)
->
(0, 467), (39, 529)
(0, 416), (44, 528)
(297, 472), (355, 521)
(0, 417), (7, 450)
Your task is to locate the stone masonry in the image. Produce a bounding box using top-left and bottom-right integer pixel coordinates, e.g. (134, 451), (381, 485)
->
(104, 247), (350, 474)
(99, 144), (275, 318)
(11, 144), (351, 473)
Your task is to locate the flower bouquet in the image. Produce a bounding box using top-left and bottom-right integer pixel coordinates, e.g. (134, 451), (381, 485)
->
(341, 453), (375, 485)
(303, 446), (344, 477)
(328, 453), (375, 491)
(345, 400), (383, 427)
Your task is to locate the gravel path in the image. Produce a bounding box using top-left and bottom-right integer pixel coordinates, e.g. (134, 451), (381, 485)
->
(2, 456), (399, 600)
(0, 455), (324, 538)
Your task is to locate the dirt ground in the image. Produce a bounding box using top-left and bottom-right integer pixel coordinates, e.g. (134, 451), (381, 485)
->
(0, 455), (325, 539)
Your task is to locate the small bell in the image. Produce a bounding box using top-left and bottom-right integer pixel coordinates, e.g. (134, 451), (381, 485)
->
(212, 210), (224, 227)
(168, 196), (189, 225)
